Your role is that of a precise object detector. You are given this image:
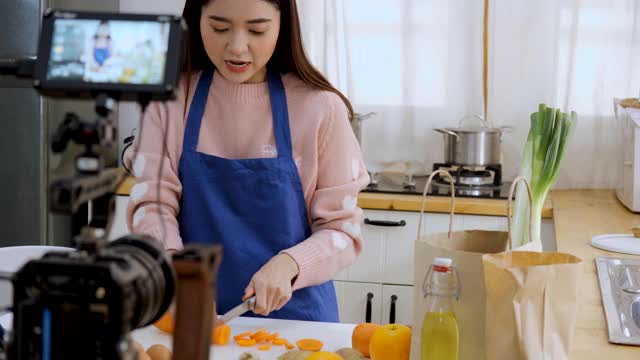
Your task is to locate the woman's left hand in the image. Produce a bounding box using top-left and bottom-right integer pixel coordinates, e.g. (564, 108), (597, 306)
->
(242, 253), (299, 316)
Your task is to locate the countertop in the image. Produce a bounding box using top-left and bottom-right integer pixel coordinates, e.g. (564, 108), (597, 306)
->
(552, 189), (640, 359)
(116, 176), (554, 218)
(132, 317), (355, 359)
(0, 314), (354, 359)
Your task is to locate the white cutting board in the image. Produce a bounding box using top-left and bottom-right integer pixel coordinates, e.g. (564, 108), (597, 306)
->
(591, 234), (640, 255)
(0, 314), (356, 359)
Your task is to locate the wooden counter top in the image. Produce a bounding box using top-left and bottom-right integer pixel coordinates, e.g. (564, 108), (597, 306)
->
(552, 189), (640, 359)
(358, 191), (553, 218)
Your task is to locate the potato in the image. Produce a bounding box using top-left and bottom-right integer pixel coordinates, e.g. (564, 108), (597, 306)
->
(336, 348), (367, 360)
(146, 344), (172, 360)
(277, 350), (313, 360)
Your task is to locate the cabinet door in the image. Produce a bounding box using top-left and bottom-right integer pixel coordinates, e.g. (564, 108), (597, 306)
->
(382, 285), (415, 326)
(335, 212), (385, 282)
(334, 281), (382, 324)
(461, 215), (507, 231)
(383, 210), (462, 285)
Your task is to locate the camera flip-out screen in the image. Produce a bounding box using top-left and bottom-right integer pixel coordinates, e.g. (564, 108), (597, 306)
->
(34, 10), (185, 101)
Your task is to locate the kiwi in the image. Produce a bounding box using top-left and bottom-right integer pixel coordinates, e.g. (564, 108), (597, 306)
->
(276, 350), (314, 360)
(336, 348), (367, 360)
(238, 352), (260, 360)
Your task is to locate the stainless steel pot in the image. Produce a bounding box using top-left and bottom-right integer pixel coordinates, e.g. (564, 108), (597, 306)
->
(434, 115), (511, 166)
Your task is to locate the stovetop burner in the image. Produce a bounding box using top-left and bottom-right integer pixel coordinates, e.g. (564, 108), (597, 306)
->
(363, 163), (509, 199)
(438, 169), (494, 186)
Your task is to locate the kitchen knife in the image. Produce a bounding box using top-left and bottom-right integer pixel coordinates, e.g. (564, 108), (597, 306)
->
(219, 297), (255, 323)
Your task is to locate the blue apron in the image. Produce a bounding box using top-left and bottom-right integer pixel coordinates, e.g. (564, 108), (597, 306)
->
(178, 69), (339, 322)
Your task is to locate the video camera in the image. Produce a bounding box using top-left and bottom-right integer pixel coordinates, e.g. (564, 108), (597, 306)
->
(0, 9), (223, 360)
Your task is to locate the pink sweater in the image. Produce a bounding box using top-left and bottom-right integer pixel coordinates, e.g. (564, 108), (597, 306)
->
(124, 71), (369, 290)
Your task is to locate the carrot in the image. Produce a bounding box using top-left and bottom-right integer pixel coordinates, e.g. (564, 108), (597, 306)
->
(211, 324), (231, 345)
(253, 332), (268, 343)
(233, 332), (252, 341)
(285, 342), (295, 350)
(236, 338), (257, 347)
(272, 338), (287, 346)
(265, 332), (279, 342)
(258, 345), (271, 351)
(296, 339), (323, 352)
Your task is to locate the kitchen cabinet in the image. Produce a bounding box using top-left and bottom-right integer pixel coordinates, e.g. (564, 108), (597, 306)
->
(382, 284), (414, 326)
(334, 281), (382, 324)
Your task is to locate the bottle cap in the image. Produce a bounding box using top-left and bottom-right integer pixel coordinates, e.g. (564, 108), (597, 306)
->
(433, 257), (453, 268)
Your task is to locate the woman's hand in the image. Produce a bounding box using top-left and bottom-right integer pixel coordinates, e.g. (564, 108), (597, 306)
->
(242, 253), (299, 316)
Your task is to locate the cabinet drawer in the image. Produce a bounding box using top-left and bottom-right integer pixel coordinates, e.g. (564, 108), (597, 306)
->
(382, 210), (462, 285)
(334, 281), (382, 324)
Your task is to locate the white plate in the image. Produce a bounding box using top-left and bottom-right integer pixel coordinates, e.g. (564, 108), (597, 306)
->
(591, 234), (640, 255)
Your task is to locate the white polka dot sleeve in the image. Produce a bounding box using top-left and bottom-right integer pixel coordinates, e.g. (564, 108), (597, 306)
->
(281, 98), (370, 291)
(123, 101), (184, 251)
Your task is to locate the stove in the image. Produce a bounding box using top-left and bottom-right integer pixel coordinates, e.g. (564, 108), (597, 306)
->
(363, 163), (512, 200)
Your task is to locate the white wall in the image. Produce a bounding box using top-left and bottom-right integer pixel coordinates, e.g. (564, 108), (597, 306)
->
(117, 0), (186, 157)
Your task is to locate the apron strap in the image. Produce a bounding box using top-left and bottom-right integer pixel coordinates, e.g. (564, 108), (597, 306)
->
(183, 70), (214, 152)
(267, 69), (293, 159)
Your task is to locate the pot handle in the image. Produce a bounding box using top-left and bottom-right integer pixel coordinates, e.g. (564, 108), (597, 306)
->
(458, 114), (488, 128)
(433, 128), (459, 138)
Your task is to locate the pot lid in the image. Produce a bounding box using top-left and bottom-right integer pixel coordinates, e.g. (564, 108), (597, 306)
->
(439, 115), (506, 133)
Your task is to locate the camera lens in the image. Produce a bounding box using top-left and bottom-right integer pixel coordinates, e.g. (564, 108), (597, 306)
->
(108, 235), (176, 328)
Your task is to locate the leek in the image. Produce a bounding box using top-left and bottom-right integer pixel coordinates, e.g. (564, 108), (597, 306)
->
(511, 104), (577, 247)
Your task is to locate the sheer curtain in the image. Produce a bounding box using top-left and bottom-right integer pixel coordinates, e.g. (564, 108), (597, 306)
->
(299, 0), (640, 188)
(487, 0), (640, 188)
(298, 0), (485, 173)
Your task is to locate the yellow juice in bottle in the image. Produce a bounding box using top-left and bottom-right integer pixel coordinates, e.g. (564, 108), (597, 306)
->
(421, 311), (459, 360)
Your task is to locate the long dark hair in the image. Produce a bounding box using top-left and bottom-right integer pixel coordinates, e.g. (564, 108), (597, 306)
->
(181, 0), (355, 120)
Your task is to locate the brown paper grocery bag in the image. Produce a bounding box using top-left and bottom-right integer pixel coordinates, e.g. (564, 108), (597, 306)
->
(410, 173), (538, 360)
(483, 199), (583, 359)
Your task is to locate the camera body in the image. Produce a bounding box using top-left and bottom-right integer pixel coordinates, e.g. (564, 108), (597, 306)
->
(9, 235), (176, 360)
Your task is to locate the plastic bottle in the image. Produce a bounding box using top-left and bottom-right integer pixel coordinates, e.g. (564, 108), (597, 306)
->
(420, 257), (460, 360)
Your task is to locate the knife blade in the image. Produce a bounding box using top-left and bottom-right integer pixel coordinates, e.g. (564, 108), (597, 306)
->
(219, 296), (255, 323)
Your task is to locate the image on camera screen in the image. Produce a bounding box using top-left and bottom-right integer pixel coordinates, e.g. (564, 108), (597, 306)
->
(46, 19), (170, 85)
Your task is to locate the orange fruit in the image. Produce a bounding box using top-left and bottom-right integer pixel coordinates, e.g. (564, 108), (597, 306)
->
(211, 324), (231, 345)
(153, 312), (174, 334)
(352, 323), (382, 357)
(369, 324), (411, 360)
(306, 352), (344, 360)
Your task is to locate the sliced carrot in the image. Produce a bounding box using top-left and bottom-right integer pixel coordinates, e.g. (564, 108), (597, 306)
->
(236, 338), (257, 347)
(233, 332), (252, 341)
(258, 345), (271, 351)
(285, 342), (295, 350)
(265, 332), (279, 342)
(296, 339), (323, 352)
(272, 338), (287, 346)
(253, 332), (268, 343)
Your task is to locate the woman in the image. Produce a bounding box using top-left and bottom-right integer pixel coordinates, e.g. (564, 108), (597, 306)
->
(126, 0), (369, 322)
